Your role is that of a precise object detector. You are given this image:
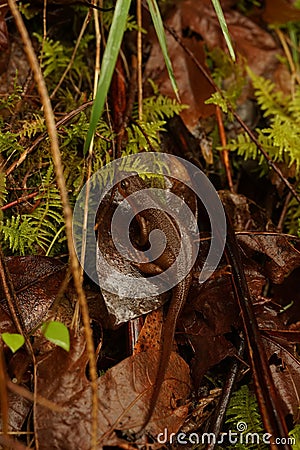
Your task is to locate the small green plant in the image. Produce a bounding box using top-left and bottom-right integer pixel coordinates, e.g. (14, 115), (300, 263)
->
(225, 385), (266, 450)
(217, 385), (300, 449)
(41, 321), (70, 352)
(206, 48), (246, 108)
(1, 165), (65, 255)
(1, 321), (70, 353)
(1, 333), (25, 353)
(227, 70), (300, 172)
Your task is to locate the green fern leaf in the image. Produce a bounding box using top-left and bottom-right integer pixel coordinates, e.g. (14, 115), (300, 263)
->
(1, 216), (37, 255)
(225, 385), (267, 450)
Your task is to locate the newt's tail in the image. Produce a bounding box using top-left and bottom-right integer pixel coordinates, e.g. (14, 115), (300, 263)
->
(139, 276), (191, 432)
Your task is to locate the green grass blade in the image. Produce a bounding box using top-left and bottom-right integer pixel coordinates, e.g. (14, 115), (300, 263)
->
(211, 0), (236, 62)
(84, 0), (132, 154)
(147, 0), (179, 101)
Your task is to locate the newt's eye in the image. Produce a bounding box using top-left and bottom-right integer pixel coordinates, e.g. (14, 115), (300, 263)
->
(120, 179), (129, 190)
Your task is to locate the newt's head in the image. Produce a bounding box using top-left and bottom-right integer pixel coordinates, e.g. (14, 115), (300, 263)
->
(116, 172), (146, 198)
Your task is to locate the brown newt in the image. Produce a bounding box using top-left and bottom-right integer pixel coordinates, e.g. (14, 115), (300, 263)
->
(117, 173), (195, 430)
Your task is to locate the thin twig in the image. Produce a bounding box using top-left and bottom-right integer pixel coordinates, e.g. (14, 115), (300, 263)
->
(7, 380), (64, 412)
(0, 344), (9, 446)
(137, 0), (143, 121)
(275, 28), (300, 87)
(215, 105), (234, 192)
(7, 2), (98, 448)
(225, 215), (291, 449)
(277, 191), (293, 232)
(1, 191), (39, 210)
(206, 338), (245, 450)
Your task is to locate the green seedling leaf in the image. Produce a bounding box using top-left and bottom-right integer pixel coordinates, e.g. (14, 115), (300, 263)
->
(42, 321), (70, 352)
(210, 0), (236, 62)
(147, 0), (179, 101)
(84, 0), (131, 153)
(1, 332), (25, 353)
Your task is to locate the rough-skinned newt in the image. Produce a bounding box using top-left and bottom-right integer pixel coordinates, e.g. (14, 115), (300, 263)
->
(117, 173), (195, 431)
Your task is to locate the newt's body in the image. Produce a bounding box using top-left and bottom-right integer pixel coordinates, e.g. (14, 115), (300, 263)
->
(117, 173), (194, 430)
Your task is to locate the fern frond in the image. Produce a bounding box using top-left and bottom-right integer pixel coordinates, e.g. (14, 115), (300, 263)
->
(125, 120), (166, 154)
(248, 69), (288, 118)
(0, 165), (65, 255)
(142, 94), (188, 121)
(287, 87), (300, 124)
(205, 91), (229, 114)
(0, 79), (22, 113)
(0, 131), (23, 156)
(263, 116), (300, 170)
(1, 216), (37, 255)
(225, 385), (267, 450)
(34, 34), (71, 79)
(226, 70), (300, 174)
(21, 113), (46, 138)
(0, 173), (7, 207)
(29, 166), (65, 253)
(124, 89), (188, 154)
(226, 386), (263, 433)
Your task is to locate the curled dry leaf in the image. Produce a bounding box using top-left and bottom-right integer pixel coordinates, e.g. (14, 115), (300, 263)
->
(237, 233), (300, 284)
(36, 332), (191, 449)
(219, 190), (275, 232)
(96, 191), (169, 326)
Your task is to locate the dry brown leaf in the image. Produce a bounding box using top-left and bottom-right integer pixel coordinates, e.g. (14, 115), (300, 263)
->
(144, 0), (287, 131)
(134, 308), (163, 353)
(237, 234), (300, 284)
(263, 336), (300, 423)
(36, 332), (191, 449)
(0, 256), (67, 332)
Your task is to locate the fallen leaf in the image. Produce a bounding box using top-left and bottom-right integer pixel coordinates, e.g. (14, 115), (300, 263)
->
(263, 335), (300, 423)
(36, 331), (191, 449)
(237, 233), (300, 284)
(0, 256), (67, 332)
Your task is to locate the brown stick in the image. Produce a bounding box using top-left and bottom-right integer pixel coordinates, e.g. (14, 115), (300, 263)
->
(1, 191), (39, 211)
(0, 344), (9, 447)
(215, 105), (234, 192)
